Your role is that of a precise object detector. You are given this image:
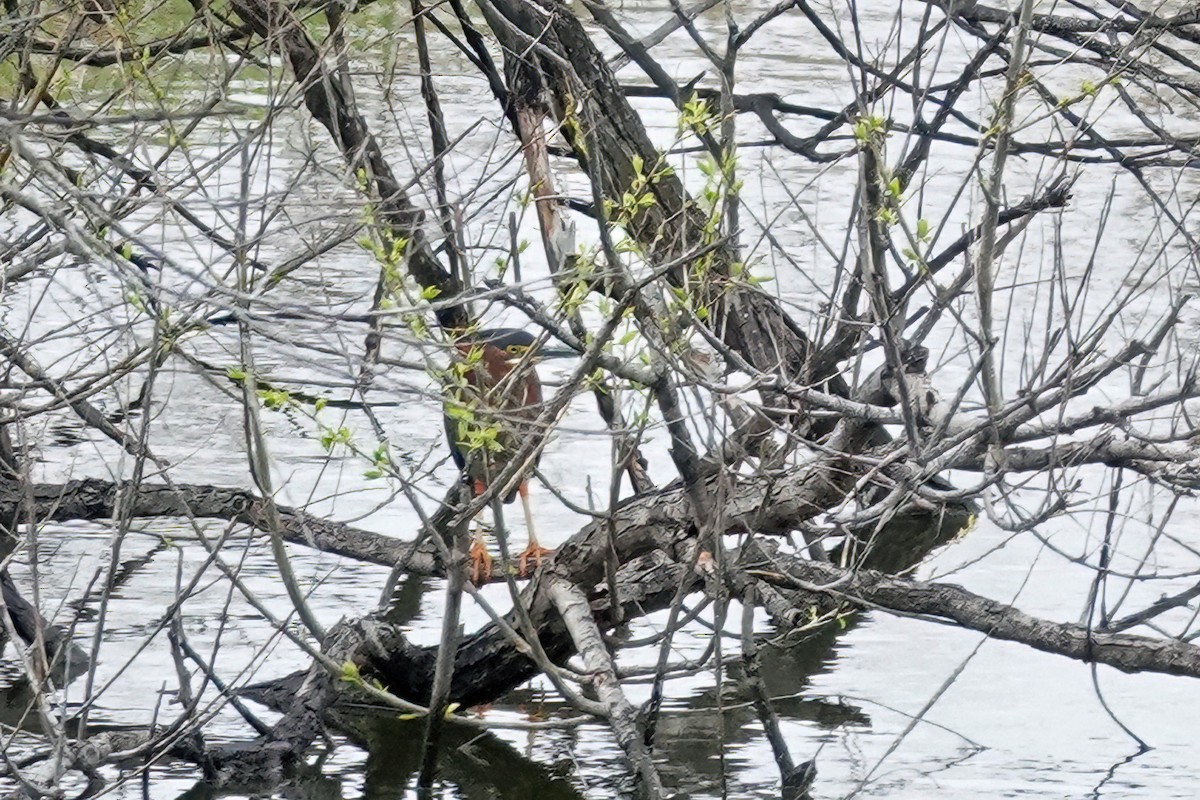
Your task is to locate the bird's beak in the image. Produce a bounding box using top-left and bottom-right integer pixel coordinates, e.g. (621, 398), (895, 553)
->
(536, 346), (577, 361)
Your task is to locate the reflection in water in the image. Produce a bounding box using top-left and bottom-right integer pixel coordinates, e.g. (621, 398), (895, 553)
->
(176, 765), (344, 800)
(356, 623), (864, 798)
(381, 573), (431, 626)
(358, 716), (583, 799)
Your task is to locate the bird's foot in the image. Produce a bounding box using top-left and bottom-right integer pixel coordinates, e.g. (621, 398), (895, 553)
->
(518, 544), (554, 577)
(469, 539), (494, 585)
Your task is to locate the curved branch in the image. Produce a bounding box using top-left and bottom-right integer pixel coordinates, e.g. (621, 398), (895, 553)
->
(753, 548), (1200, 679)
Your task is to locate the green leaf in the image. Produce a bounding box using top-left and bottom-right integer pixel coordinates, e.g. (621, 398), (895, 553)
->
(445, 404), (474, 422)
(340, 661), (361, 683)
(389, 237), (408, 263)
(258, 388), (291, 410)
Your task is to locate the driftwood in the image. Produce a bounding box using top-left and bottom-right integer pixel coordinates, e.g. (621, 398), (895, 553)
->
(749, 541), (1200, 679)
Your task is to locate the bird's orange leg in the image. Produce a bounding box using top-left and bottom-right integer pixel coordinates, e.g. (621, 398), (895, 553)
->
(469, 528), (493, 585)
(517, 480), (553, 577)
(469, 479), (493, 584)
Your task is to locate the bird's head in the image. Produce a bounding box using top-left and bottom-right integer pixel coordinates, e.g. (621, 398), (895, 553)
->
(463, 327), (539, 367)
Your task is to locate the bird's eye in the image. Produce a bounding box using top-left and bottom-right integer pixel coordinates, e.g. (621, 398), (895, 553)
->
(506, 344), (526, 354)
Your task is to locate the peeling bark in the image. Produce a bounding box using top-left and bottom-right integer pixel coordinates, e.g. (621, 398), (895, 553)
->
(549, 576), (663, 798)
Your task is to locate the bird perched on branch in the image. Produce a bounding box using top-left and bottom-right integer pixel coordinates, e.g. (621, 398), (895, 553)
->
(443, 327), (560, 584)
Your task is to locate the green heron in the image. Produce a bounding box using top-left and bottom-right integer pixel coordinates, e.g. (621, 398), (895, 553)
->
(443, 327), (557, 583)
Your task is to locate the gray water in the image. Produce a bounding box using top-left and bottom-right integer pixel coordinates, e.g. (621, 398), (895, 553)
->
(3, 0), (1200, 797)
